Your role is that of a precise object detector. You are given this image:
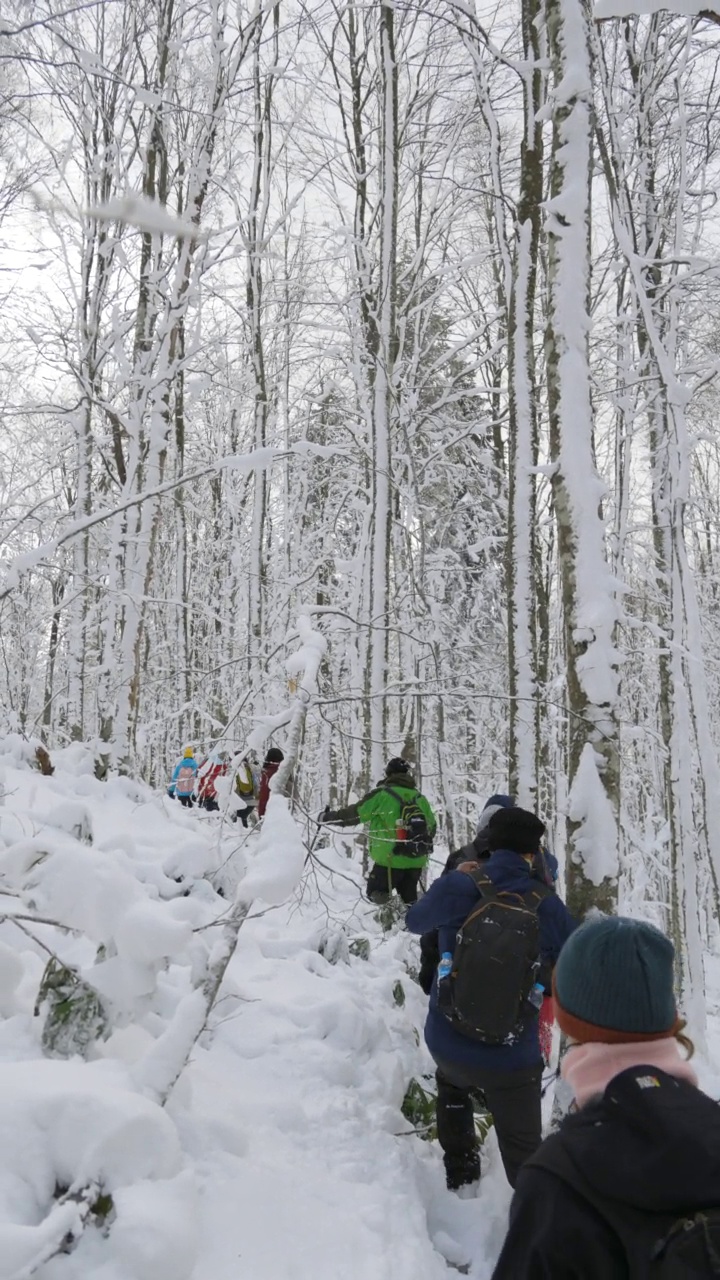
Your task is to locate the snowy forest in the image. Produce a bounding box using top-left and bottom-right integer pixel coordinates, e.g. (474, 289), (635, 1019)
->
(2, 0), (720, 1275)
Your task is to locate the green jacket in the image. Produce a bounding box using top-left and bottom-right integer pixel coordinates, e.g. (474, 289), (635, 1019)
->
(326, 772), (437, 869)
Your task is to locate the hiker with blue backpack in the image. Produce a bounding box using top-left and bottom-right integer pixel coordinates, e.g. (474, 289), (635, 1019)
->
(492, 916), (715, 1279)
(406, 806), (575, 1192)
(168, 746), (199, 808)
(319, 757), (437, 905)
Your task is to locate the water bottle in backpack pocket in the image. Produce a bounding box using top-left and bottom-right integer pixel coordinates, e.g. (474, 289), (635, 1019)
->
(384, 787), (432, 860)
(437, 952), (454, 1009)
(528, 982), (545, 1011)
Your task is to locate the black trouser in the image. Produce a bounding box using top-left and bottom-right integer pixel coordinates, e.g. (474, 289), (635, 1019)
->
(178, 794), (194, 808)
(200, 797), (219, 812)
(366, 862), (423, 905)
(434, 1058), (542, 1189)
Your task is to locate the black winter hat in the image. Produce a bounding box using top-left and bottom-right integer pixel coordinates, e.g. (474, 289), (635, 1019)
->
(385, 757), (410, 776)
(265, 747), (284, 764)
(486, 806), (545, 856)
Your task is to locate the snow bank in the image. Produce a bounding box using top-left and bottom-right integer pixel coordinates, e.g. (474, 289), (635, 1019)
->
(0, 1059), (187, 1280)
(568, 742), (619, 885)
(0, 735), (549, 1278)
(237, 795), (306, 905)
(104, 1171), (198, 1280)
(32, 800), (93, 844)
(114, 902), (192, 965)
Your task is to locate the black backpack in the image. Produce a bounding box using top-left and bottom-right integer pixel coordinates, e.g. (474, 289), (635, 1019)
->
(384, 787), (433, 861)
(652, 1215), (720, 1276)
(532, 1068), (720, 1278)
(441, 868), (551, 1044)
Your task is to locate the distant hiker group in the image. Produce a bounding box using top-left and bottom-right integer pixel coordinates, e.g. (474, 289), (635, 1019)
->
(167, 745), (284, 823)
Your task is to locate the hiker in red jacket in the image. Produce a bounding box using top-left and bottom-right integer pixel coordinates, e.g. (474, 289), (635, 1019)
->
(196, 751), (229, 812)
(257, 747), (284, 817)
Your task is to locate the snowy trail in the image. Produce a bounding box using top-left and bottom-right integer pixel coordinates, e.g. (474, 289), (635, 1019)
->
(0, 743), (512, 1279)
(5, 744), (720, 1278)
(173, 839), (513, 1280)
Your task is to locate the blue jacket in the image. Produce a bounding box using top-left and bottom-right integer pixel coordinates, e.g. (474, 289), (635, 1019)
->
(170, 756), (198, 796)
(536, 846), (559, 886)
(406, 849), (576, 1071)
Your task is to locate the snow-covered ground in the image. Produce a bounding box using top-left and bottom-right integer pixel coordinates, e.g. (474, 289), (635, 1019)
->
(0, 741), (516, 1280)
(1, 739), (718, 1279)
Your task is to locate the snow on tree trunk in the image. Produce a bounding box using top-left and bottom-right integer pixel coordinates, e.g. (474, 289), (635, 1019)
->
(592, 13), (717, 1029)
(545, 0), (620, 916)
(368, 4), (398, 783)
(246, 12), (276, 680)
(507, 0), (545, 808)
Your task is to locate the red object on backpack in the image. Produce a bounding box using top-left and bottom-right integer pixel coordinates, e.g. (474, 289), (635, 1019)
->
(539, 995), (554, 1065)
(198, 761), (226, 802)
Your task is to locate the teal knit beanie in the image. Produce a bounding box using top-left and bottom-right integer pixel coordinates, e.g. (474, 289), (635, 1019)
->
(553, 916), (679, 1044)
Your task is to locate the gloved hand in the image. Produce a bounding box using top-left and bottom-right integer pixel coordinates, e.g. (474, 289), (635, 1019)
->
(318, 806), (333, 824)
(167, 787), (175, 799)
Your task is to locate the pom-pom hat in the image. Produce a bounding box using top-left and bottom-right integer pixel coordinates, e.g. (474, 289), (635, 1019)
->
(553, 915), (681, 1044)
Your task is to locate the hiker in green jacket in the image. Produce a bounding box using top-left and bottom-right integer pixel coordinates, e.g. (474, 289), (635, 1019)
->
(320, 758), (437, 904)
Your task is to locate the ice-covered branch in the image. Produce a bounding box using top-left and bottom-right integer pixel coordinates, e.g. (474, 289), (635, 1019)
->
(0, 443), (345, 603)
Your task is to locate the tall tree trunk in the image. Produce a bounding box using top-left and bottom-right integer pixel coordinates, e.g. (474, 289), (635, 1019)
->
(545, 0), (620, 917)
(246, 11), (277, 677)
(507, 0), (545, 806)
(368, 3), (398, 781)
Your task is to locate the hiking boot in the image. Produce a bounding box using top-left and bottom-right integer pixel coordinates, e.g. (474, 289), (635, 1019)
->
(445, 1157), (481, 1192)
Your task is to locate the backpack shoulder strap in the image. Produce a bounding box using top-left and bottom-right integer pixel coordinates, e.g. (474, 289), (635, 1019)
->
(382, 785), (416, 808)
(462, 868), (495, 895)
(462, 867), (552, 912)
(521, 881), (554, 910)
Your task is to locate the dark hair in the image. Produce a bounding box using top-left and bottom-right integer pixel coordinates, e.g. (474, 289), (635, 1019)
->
(385, 757), (410, 776)
(265, 747), (284, 764)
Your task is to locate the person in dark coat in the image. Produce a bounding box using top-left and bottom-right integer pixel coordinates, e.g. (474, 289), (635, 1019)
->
(406, 807), (575, 1192)
(257, 747), (284, 818)
(418, 795), (559, 1005)
(492, 916), (713, 1280)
